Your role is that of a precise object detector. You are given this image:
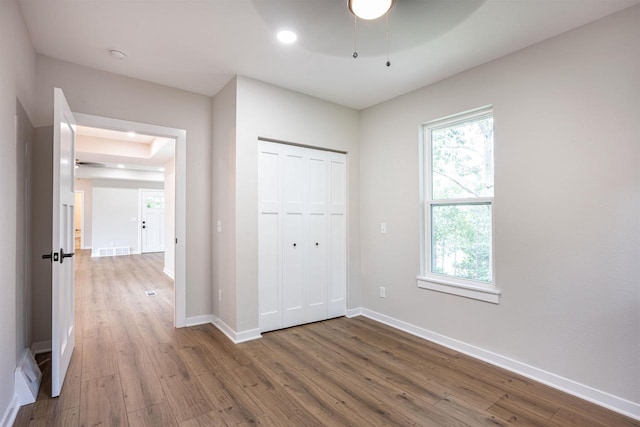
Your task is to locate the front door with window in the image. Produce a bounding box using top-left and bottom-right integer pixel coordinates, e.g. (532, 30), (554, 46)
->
(141, 190), (165, 253)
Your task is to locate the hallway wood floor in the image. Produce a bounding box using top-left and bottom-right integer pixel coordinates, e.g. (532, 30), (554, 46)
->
(14, 251), (639, 426)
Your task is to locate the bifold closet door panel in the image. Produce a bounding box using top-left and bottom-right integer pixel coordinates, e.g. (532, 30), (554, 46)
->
(258, 146), (283, 332)
(328, 154), (347, 317)
(306, 153), (329, 322)
(282, 150), (306, 328)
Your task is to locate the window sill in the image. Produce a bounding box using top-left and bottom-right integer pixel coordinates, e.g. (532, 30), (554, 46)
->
(416, 275), (501, 304)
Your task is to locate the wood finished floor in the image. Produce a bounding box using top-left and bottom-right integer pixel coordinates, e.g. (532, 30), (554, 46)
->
(14, 251), (639, 427)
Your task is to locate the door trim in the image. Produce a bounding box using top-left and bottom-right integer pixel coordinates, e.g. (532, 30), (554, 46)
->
(73, 113), (187, 328)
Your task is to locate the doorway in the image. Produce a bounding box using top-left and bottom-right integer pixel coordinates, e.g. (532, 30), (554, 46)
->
(74, 191), (83, 250)
(73, 113), (187, 327)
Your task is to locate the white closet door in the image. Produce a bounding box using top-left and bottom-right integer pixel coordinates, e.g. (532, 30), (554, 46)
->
(305, 154), (328, 323)
(258, 141), (346, 333)
(327, 152), (347, 318)
(258, 145), (283, 332)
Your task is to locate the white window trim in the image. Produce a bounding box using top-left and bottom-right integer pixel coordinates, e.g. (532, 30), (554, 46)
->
(418, 106), (500, 304)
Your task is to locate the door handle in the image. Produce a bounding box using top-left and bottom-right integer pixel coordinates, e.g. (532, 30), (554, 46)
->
(42, 252), (59, 262)
(60, 248), (74, 264)
(142, 225), (146, 229)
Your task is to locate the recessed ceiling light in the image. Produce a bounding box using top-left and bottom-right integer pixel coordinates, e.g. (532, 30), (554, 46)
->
(109, 49), (127, 60)
(277, 30), (297, 44)
(117, 164), (125, 169)
(127, 131), (136, 137)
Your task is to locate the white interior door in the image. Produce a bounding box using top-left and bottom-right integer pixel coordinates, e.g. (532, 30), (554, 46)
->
(51, 88), (76, 397)
(141, 190), (165, 253)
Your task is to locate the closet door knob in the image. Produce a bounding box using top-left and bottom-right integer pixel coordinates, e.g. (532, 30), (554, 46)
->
(293, 243), (297, 247)
(315, 242), (319, 246)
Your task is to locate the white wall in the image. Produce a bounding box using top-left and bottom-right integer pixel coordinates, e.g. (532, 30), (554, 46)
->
(75, 178), (93, 248)
(91, 180), (163, 255)
(211, 77), (238, 330)
(34, 55), (213, 318)
(15, 100), (33, 370)
(233, 76), (361, 333)
(359, 5), (640, 407)
(0, 0), (36, 423)
(30, 127), (52, 350)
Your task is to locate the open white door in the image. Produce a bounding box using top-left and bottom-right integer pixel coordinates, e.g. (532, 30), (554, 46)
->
(50, 88), (76, 397)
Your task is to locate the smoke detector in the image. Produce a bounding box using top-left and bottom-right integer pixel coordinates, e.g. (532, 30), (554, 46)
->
(109, 49), (127, 60)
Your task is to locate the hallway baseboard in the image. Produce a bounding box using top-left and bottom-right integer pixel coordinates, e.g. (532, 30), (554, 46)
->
(31, 341), (51, 355)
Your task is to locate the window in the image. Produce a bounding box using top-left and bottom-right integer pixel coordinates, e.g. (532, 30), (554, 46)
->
(418, 106), (500, 303)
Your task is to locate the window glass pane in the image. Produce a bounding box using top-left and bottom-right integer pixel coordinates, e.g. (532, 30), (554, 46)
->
(431, 116), (494, 199)
(431, 204), (492, 282)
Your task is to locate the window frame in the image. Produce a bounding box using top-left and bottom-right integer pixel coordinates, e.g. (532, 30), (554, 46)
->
(417, 106), (500, 304)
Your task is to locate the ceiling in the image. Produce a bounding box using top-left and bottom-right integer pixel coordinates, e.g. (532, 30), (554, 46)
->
(75, 125), (174, 180)
(19, 0), (640, 110)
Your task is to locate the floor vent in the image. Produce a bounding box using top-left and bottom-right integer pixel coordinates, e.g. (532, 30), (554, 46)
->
(96, 246), (131, 257)
(145, 290), (158, 296)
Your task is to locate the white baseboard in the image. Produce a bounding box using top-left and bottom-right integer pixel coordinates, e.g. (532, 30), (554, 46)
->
(211, 316), (262, 344)
(0, 393), (18, 427)
(235, 327), (262, 344)
(31, 340), (51, 355)
(351, 307), (640, 421)
(163, 268), (174, 280)
(346, 307), (363, 318)
(185, 314), (262, 344)
(185, 314), (215, 327)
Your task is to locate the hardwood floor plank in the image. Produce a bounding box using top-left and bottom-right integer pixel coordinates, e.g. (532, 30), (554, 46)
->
(108, 309), (144, 344)
(79, 374), (128, 427)
(271, 370), (370, 426)
(148, 343), (214, 423)
(28, 407), (79, 427)
(196, 371), (257, 425)
(304, 323), (449, 404)
(127, 401), (178, 427)
(115, 341), (166, 412)
(434, 395), (508, 426)
(81, 339), (119, 382)
(487, 393), (555, 426)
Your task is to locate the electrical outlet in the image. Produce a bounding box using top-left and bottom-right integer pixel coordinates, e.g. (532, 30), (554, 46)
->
(217, 220), (222, 233)
(380, 286), (386, 298)
(380, 222), (387, 234)
(218, 289), (222, 302)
